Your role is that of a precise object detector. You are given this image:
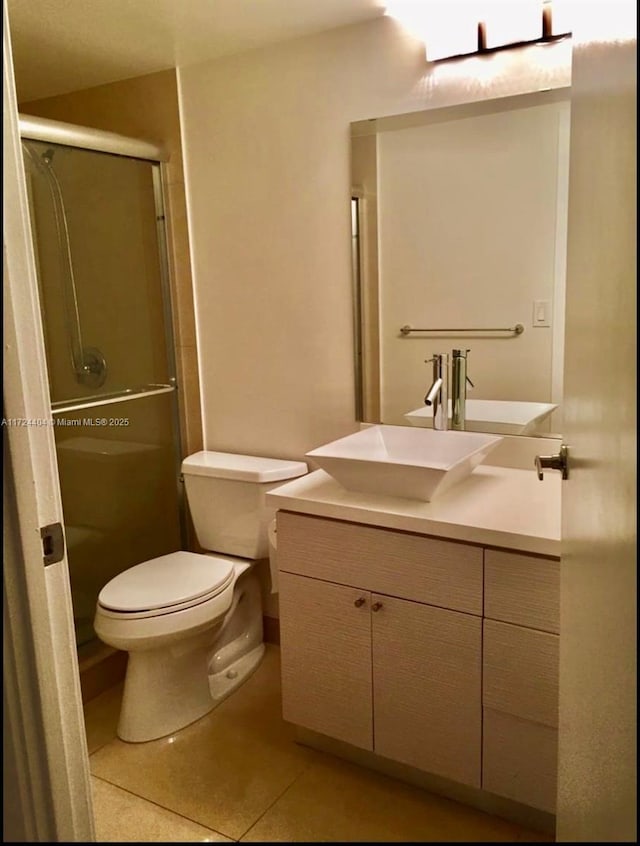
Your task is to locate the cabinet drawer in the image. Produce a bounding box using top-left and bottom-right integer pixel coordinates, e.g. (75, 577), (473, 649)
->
(483, 619), (559, 727)
(484, 549), (560, 633)
(277, 511), (483, 615)
(483, 707), (557, 814)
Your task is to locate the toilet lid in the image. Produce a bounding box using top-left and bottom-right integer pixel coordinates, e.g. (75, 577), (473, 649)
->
(98, 551), (235, 614)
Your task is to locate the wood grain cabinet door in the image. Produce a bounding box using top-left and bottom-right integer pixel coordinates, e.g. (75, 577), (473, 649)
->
(278, 571), (373, 751)
(371, 594), (482, 788)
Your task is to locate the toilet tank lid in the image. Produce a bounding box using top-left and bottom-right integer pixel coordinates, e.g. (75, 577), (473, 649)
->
(181, 451), (308, 483)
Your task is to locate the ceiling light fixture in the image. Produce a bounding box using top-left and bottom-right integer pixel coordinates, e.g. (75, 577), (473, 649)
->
(385, 0), (571, 63)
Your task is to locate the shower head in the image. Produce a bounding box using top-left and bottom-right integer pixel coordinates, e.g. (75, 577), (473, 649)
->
(41, 147), (55, 165)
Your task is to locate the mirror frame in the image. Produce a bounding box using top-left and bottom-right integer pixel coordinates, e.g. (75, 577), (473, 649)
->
(350, 86), (572, 439)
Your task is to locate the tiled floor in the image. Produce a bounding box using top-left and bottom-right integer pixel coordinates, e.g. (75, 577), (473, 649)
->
(85, 644), (554, 843)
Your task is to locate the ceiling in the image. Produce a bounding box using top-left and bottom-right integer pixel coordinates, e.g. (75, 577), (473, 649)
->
(7, 0), (387, 103)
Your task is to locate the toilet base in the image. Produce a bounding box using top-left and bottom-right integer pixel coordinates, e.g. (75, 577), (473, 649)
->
(115, 569), (266, 744)
(117, 624), (221, 743)
(209, 643), (265, 704)
(116, 638), (266, 744)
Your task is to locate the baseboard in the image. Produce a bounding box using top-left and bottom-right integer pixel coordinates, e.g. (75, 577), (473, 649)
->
(78, 643), (127, 703)
(263, 615), (280, 645)
(294, 726), (556, 838)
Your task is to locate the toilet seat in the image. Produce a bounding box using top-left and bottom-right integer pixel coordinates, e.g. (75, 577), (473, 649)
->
(97, 551), (235, 619)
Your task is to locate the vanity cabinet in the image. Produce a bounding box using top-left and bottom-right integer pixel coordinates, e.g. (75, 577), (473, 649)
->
(277, 511), (483, 788)
(277, 511), (562, 814)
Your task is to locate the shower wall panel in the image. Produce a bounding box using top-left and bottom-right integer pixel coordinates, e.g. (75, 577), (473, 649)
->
(25, 141), (169, 403)
(23, 135), (183, 647)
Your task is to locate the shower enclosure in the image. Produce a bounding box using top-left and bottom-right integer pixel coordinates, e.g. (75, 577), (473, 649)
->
(20, 115), (184, 648)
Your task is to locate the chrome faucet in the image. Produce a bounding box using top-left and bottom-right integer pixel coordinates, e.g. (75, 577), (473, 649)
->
(451, 349), (474, 431)
(424, 353), (449, 430)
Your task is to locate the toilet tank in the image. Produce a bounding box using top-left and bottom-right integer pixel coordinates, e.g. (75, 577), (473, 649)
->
(181, 451), (307, 559)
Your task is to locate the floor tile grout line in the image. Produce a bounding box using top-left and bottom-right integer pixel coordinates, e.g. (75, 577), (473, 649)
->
(236, 756), (320, 842)
(87, 736), (119, 758)
(84, 647), (550, 843)
(90, 773), (235, 841)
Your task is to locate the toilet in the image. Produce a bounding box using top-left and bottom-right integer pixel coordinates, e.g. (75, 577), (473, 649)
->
(93, 450), (307, 743)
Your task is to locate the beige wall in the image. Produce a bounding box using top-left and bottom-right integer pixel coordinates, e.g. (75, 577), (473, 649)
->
(178, 16), (572, 463)
(21, 69), (203, 462)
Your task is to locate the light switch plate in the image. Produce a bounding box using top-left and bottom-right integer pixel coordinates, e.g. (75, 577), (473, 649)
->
(532, 299), (551, 327)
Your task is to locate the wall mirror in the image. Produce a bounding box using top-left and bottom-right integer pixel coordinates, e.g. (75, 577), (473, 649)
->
(350, 88), (570, 438)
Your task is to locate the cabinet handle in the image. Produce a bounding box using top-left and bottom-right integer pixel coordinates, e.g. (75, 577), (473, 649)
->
(371, 601), (383, 612)
(354, 596), (366, 608)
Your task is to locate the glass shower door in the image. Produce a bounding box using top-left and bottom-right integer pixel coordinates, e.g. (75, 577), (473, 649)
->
(22, 137), (183, 647)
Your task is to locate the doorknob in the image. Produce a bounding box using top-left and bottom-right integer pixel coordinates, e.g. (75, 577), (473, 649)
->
(535, 444), (569, 480)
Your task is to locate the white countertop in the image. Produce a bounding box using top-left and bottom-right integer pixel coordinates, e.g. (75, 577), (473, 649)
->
(266, 465), (561, 557)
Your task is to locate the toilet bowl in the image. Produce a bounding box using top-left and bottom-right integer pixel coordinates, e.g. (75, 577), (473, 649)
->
(93, 451), (307, 743)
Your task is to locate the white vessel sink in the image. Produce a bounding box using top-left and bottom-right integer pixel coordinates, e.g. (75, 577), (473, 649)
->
(404, 400), (558, 435)
(306, 424), (503, 502)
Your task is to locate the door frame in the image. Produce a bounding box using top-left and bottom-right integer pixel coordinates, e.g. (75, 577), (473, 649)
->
(3, 4), (94, 839)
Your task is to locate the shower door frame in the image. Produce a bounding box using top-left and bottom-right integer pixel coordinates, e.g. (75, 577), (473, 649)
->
(19, 113), (188, 549)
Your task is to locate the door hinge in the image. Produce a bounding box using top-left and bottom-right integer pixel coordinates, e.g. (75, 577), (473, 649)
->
(40, 522), (65, 566)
